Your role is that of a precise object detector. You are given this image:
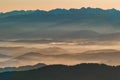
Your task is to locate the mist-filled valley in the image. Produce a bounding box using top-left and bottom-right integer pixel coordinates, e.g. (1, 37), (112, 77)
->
(0, 7), (120, 68)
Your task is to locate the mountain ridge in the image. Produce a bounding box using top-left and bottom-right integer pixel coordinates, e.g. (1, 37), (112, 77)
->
(0, 7), (120, 39)
(0, 63), (120, 80)
(0, 63), (46, 73)
(1, 7), (120, 14)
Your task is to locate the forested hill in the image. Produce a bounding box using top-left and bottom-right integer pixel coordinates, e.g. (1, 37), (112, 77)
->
(0, 63), (120, 80)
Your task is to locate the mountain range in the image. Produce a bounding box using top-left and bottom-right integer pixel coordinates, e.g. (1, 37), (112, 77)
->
(0, 7), (120, 39)
(0, 63), (120, 80)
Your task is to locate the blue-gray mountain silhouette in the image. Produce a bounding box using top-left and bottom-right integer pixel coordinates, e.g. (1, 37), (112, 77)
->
(0, 7), (120, 39)
(0, 63), (46, 73)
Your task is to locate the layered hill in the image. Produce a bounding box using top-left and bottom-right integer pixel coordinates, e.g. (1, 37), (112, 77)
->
(0, 8), (120, 39)
(1, 49), (120, 67)
(0, 63), (120, 80)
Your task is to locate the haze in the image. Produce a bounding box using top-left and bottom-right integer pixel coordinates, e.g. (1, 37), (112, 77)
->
(1, 4), (120, 67)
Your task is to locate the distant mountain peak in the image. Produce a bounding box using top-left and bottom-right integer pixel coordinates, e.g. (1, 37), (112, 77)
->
(1, 7), (119, 13)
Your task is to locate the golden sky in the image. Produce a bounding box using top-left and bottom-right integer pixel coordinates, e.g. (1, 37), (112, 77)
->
(0, 0), (120, 12)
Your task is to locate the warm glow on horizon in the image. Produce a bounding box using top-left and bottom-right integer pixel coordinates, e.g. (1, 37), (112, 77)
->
(0, 0), (120, 12)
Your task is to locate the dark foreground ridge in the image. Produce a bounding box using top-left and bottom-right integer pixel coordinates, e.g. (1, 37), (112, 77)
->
(0, 63), (120, 80)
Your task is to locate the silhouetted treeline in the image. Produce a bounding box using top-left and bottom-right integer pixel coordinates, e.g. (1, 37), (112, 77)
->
(0, 63), (120, 80)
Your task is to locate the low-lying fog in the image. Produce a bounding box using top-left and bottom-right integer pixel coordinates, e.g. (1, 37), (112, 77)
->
(0, 39), (120, 67)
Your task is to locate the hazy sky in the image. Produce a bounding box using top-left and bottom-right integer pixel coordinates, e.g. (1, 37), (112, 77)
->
(0, 0), (120, 12)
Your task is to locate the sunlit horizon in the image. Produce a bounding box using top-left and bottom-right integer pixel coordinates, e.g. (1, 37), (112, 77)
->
(1, 0), (120, 12)
(1, 7), (119, 13)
